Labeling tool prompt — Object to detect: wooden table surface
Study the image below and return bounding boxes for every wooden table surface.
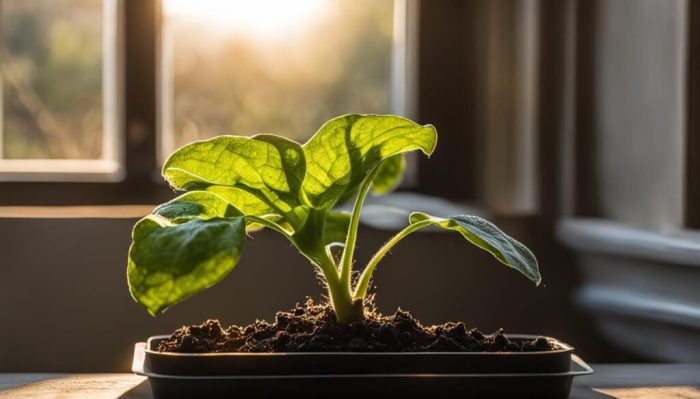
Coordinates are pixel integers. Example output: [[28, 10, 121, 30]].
[[1, 364, 699, 398]]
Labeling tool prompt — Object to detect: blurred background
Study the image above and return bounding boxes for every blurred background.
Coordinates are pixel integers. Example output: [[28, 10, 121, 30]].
[[1, 0, 699, 371]]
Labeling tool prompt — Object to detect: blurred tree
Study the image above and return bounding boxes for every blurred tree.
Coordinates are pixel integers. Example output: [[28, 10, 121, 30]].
[[167, 0, 394, 149], [0, 0, 395, 160], [1, 0, 103, 159]]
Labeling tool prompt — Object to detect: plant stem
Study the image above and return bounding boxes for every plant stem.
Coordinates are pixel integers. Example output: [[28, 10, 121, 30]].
[[353, 219, 432, 300], [289, 209, 359, 324], [338, 168, 378, 292], [324, 263, 360, 324]]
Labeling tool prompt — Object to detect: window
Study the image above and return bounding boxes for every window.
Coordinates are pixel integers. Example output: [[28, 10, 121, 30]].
[[555, 0, 700, 363], [0, 0, 407, 200], [569, 0, 690, 230], [0, 0, 121, 181]]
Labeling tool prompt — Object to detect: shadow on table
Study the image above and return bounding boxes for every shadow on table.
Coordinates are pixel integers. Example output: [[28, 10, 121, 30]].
[[118, 379, 152, 399]]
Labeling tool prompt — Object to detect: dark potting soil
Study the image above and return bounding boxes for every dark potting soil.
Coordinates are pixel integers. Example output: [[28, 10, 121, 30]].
[[157, 299, 557, 353]]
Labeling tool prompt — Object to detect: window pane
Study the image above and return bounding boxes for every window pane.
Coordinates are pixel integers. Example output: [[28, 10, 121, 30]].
[[161, 0, 395, 156], [0, 0, 109, 161]]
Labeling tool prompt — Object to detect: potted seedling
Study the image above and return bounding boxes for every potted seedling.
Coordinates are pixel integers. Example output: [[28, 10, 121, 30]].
[[128, 114, 591, 398]]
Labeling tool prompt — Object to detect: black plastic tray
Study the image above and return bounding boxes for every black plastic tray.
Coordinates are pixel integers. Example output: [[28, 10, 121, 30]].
[[144, 334, 574, 375], [132, 340, 592, 399]]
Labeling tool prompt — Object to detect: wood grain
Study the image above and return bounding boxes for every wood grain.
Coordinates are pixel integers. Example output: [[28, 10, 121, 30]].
[[0, 374, 148, 399]]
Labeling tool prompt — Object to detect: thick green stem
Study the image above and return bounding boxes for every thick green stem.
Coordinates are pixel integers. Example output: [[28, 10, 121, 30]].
[[305, 248, 360, 324], [291, 208, 361, 324], [324, 266, 362, 324], [353, 220, 432, 300], [295, 242, 359, 323], [338, 169, 378, 292]]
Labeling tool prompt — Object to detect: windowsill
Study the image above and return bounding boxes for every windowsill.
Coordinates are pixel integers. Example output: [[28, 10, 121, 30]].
[[0, 205, 152, 219], [557, 218, 700, 268], [558, 217, 700, 361], [578, 285, 700, 329], [0, 160, 124, 183]]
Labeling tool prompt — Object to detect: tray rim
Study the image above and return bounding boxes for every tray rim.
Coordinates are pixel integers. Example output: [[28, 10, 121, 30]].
[[133, 343, 593, 379], [144, 334, 574, 357]]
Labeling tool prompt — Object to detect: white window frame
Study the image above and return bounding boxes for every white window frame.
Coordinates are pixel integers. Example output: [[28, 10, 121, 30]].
[[0, 0, 124, 182]]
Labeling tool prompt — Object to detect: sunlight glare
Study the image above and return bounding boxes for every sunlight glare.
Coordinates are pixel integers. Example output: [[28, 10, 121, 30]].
[[164, 0, 332, 41]]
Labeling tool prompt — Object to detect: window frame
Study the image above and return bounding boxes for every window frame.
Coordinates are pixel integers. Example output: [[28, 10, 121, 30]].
[[555, 0, 700, 362], [413, 0, 480, 200], [686, 0, 700, 229], [570, 0, 699, 230], [0, 0, 172, 205], [1, 0, 454, 206], [0, 0, 123, 182]]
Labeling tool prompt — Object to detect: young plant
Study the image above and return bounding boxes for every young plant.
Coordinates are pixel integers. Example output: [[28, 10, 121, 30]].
[[127, 114, 540, 324]]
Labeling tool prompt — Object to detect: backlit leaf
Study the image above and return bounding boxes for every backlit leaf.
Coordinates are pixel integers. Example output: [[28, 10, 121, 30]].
[[128, 216, 246, 316], [302, 114, 436, 209], [163, 134, 305, 224], [409, 212, 541, 284], [371, 154, 406, 195], [324, 211, 351, 246], [153, 191, 242, 223]]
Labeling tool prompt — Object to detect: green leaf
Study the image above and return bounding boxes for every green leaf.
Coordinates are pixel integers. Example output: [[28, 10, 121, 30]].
[[205, 186, 278, 217], [163, 134, 306, 224], [302, 114, 436, 209], [324, 211, 351, 246], [153, 190, 279, 232], [336, 154, 406, 204], [128, 215, 246, 316], [153, 191, 242, 223], [409, 212, 541, 284], [372, 154, 405, 195]]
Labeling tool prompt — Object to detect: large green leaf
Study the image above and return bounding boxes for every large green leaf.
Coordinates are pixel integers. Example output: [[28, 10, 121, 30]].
[[409, 212, 541, 284], [128, 215, 246, 316], [371, 154, 406, 194], [162, 134, 306, 222], [153, 191, 242, 223], [153, 190, 281, 232], [302, 114, 436, 209], [334, 155, 405, 205], [205, 186, 278, 217], [323, 211, 351, 246]]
